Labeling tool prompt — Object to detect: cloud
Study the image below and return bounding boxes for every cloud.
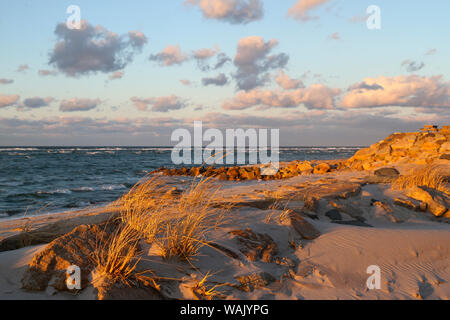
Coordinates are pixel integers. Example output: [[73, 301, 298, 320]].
[[0, 94, 20, 108], [109, 71, 124, 80], [202, 73, 229, 86], [193, 45, 220, 60], [0, 79, 14, 85], [233, 36, 289, 91], [425, 48, 437, 56], [401, 59, 425, 72], [223, 84, 340, 110], [60, 98, 101, 112], [288, 0, 331, 22], [130, 95, 187, 112], [1, 110, 448, 146], [149, 45, 189, 66], [192, 45, 229, 71], [348, 81, 384, 91], [23, 97, 54, 109], [49, 21, 147, 77], [275, 70, 304, 90], [17, 64, 30, 73], [340, 75, 450, 109], [38, 70, 58, 77], [186, 0, 263, 24], [214, 52, 232, 69], [128, 30, 148, 48], [180, 79, 193, 86], [329, 32, 340, 40]]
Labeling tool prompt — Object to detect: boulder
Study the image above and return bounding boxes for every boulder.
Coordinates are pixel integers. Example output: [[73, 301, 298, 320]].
[[21, 224, 114, 292], [297, 161, 313, 172], [287, 210, 321, 240], [394, 197, 427, 212], [229, 229, 278, 263], [374, 167, 400, 178], [313, 163, 331, 174], [325, 209, 342, 221], [406, 187, 449, 217]]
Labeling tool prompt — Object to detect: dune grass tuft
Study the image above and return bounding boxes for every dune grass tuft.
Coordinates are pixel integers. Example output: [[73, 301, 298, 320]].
[[117, 176, 229, 261], [392, 164, 449, 194], [93, 223, 142, 285]]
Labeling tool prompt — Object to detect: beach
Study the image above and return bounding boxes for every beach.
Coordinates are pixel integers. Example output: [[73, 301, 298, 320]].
[[0, 128, 449, 300]]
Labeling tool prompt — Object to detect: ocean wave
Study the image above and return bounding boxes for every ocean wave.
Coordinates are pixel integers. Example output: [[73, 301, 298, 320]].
[[0, 147, 39, 152], [101, 184, 126, 190], [71, 186, 95, 192], [37, 188, 72, 195]]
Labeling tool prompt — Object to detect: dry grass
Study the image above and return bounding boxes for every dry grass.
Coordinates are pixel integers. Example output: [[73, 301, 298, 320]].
[[191, 272, 226, 300], [157, 179, 226, 260], [117, 176, 229, 261], [392, 164, 450, 194], [93, 223, 142, 285]]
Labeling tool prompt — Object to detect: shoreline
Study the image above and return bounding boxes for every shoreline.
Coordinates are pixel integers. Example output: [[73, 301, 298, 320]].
[[0, 129, 449, 300]]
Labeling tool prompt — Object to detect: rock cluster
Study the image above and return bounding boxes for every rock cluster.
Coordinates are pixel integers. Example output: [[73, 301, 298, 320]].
[[151, 127, 449, 181], [347, 130, 450, 170], [152, 160, 344, 181]]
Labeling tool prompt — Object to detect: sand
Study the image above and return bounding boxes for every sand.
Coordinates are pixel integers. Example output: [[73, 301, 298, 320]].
[[0, 170, 449, 300]]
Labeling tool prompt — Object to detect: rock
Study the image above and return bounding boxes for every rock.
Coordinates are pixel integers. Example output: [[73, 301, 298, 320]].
[[93, 273, 164, 300], [229, 229, 278, 263], [227, 167, 240, 180], [313, 163, 331, 174], [325, 209, 342, 221], [374, 167, 400, 178], [274, 257, 297, 268], [236, 272, 276, 292], [21, 224, 114, 292], [297, 161, 313, 172], [287, 210, 321, 240], [394, 197, 427, 212], [440, 154, 450, 160], [371, 201, 401, 223], [329, 200, 365, 221], [406, 187, 449, 217], [304, 181, 361, 200]]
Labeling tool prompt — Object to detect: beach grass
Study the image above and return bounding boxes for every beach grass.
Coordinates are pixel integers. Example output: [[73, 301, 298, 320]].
[[117, 176, 229, 261], [393, 164, 450, 194]]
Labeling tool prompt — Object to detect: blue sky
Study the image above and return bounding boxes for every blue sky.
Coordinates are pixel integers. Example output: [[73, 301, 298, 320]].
[[0, 0, 449, 146]]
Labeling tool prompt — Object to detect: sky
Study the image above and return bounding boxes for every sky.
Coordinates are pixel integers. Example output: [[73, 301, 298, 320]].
[[0, 0, 449, 146]]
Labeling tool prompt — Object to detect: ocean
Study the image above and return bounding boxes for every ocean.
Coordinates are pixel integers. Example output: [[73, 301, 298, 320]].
[[0, 146, 362, 219]]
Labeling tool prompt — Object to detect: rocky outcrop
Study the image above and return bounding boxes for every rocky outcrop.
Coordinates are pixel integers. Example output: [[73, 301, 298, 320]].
[[21, 224, 115, 292], [229, 229, 278, 263], [405, 187, 450, 217], [150, 127, 448, 181], [347, 129, 449, 170]]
